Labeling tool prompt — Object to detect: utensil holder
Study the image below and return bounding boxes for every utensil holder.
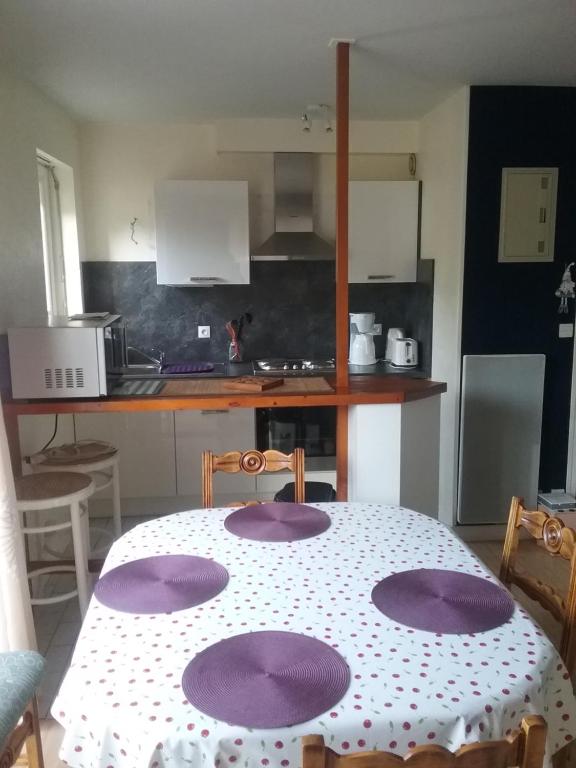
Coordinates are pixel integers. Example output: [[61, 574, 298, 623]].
[[228, 340, 243, 363]]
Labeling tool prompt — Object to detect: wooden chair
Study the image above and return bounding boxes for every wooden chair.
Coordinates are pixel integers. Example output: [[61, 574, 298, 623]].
[[500, 496, 576, 677], [0, 651, 45, 768], [302, 715, 546, 768], [202, 448, 305, 508]]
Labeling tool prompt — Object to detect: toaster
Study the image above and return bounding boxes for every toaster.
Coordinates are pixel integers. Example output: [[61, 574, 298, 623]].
[[389, 338, 418, 368]]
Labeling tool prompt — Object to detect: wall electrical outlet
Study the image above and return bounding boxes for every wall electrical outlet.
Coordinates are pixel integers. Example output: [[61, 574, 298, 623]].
[[559, 323, 574, 339], [373, 323, 382, 335], [198, 325, 210, 339]]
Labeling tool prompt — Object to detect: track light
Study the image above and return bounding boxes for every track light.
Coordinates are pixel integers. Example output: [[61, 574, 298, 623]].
[[300, 104, 333, 133]]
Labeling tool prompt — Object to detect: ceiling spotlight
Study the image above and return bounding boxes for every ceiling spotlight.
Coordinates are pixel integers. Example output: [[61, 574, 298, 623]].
[[300, 104, 334, 133]]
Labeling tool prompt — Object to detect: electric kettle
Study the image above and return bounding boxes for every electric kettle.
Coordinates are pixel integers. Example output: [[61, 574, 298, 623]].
[[389, 338, 418, 368], [385, 328, 405, 361]]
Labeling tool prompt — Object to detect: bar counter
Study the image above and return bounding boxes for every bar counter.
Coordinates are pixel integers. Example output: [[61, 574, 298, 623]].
[[3, 374, 446, 415]]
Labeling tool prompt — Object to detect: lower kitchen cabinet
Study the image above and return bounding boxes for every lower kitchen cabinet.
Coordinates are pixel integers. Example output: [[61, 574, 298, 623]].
[[17, 409, 333, 511], [74, 412, 177, 498], [175, 409, 256, 503]]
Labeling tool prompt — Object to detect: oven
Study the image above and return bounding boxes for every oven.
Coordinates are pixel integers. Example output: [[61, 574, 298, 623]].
[[255, 406, 337, 470]]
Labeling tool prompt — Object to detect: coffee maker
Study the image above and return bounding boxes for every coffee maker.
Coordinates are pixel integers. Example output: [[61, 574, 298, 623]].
[[349, 313, 377, 366]]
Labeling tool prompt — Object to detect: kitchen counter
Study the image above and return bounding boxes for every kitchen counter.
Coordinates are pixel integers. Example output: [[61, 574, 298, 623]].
[[221, 361, 427, 378], [348, 361, 427, 378], [4, 373, 445, 511], [117, 360, 428, 380], [3, 374, 445, 414]]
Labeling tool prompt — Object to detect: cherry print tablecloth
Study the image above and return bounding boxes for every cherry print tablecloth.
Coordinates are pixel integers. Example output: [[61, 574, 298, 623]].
[[53, 503, 576, 768]]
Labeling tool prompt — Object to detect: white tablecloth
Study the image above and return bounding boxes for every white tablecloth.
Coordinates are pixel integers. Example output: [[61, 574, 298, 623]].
[[53, 503, 576, 767]]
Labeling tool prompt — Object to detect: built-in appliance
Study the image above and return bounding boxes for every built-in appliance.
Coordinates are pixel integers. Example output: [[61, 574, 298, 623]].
[[389, 337, 419, 368], [8, 315, 126, 399], [256, 406, 336, 470], [251, 154, 335, 261], [254, 358, 335, 375], [349, 312, 377, 366]]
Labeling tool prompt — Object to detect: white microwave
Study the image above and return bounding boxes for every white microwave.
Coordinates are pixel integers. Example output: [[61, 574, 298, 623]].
[[8, 315, 126, 399]]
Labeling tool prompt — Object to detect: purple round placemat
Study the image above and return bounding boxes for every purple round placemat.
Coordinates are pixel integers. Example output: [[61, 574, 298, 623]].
[[162, 362, 214, 374], [371, 568, 514, 634], [224, 502, 331, 542], [94, 555, 228, 614], [182, 630, 350, 728]]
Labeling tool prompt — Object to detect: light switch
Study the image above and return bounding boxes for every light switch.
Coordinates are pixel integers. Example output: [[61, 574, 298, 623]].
[[559, 323, 574, 339]]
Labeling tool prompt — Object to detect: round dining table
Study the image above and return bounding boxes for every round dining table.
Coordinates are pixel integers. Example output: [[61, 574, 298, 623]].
[[52, 502, 576, 767]]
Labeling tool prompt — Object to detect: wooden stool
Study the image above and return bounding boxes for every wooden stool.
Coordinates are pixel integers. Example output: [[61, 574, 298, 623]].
[[31, 440, 122, 547], [16, 472, 95, 617]]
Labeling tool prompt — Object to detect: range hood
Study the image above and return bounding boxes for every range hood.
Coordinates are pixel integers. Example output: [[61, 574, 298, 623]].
[[252, 153, 335, 261]]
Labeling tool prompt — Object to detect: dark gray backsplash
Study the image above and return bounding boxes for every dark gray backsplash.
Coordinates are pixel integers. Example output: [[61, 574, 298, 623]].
[[82, 261, 433, 374]]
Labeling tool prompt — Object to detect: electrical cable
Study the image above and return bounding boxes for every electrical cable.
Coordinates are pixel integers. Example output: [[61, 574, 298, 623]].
[[39, 414, 59, 452]]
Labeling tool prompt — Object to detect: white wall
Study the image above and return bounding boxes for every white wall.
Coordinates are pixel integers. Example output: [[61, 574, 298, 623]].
[[215, 118, 419, 154], [418, 88, 470, 526], [79, 123, 274, 262], [0, 68, 82, 334], [79, 121, 417, 262]]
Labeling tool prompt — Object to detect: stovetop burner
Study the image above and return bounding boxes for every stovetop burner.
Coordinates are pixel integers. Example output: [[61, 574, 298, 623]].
[[254, 359, 336, 375]]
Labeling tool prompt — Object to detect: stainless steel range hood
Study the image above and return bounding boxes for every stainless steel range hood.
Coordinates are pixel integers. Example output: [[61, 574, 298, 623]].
[[252, 153, 335, 261]]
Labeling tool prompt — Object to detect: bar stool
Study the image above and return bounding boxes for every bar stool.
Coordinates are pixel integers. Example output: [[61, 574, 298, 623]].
[[15, 472, 95, 617], [31, 440, 121, 550]]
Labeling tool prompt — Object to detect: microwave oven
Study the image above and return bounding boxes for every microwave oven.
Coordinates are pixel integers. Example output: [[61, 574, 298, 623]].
[[8, 315, 126, 399]]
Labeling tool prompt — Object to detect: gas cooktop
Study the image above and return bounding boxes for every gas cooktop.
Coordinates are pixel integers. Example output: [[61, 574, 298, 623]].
[[254, 358, 336, 375]]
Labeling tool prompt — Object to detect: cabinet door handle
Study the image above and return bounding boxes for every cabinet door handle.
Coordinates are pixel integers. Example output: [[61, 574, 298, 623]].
[[367, 274, 395, 280], [200, 409, 229, 415], [189, 276, 226, 283]]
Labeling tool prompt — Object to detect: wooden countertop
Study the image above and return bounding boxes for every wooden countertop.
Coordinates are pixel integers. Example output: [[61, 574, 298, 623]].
[[3, 375, 446, 415]]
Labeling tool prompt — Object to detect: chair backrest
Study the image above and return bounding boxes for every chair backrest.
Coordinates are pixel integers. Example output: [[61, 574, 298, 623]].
[[201, 448, 305, 508], [500, 496, 576, 676], [0, 651, 45, 768], [302, 715, 546, 768]]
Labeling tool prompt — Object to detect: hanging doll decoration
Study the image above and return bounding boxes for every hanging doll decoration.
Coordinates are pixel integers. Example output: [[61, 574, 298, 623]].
[[555, 262, 575, 313]]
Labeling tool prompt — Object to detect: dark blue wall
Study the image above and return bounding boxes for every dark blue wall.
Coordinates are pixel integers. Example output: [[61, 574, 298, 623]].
[[462, 86, 576, 490]]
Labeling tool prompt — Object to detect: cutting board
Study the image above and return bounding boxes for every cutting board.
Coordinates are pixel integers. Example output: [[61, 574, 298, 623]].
[[161, 377, 333, 397], [224, 376, 283, 392]]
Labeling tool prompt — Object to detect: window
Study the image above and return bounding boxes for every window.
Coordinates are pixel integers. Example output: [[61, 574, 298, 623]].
[[37, 152, 83, 316]]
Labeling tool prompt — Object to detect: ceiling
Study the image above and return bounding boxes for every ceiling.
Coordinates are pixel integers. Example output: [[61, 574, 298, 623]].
[[0, 0, 574, 122]]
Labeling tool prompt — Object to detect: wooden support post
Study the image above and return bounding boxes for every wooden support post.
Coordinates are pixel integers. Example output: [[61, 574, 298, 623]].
[[336, 405, 348, 501], [335, 41, 350, 390], [335, 41, 350, 501]]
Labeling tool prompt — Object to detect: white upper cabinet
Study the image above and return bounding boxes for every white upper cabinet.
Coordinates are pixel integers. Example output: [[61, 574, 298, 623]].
[[348, 180, 420, 283], [155, 180, 250, 285]]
